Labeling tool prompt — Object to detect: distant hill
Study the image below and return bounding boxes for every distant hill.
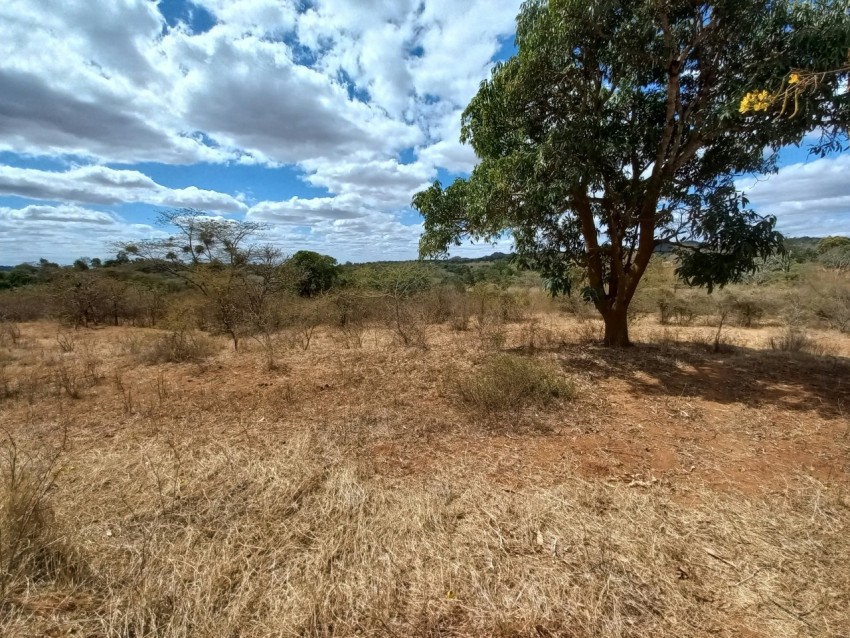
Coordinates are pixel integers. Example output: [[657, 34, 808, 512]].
[[445, 251, 512, 262]]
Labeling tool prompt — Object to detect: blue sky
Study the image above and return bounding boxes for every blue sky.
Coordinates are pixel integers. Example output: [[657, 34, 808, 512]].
[[0, 0, 847, 265]]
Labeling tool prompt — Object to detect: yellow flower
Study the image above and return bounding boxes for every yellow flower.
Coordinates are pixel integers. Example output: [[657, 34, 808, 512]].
[[739, 89, 775, 114], [789, 72, 800, 85]]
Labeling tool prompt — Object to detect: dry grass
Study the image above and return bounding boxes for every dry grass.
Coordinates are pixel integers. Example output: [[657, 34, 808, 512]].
[[142, 330, 218, 364], [768, 327, 827, 356], [2, 428, 848, 637], [1, 316, 849, 637], [458, 353, 575, 412]]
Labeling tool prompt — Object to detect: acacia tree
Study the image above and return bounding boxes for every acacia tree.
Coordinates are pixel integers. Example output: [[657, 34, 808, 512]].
[[413, 0, 850, 346], [123, 209, 267, 295], [121, 209, 291, 350]]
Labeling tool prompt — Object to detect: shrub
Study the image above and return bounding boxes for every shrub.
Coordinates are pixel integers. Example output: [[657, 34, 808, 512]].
[[471, 285, 531, 323], [818, 246, 850, 271], [657, 290, 698, 326], [458, 354, 575, 411], [0, 433, 83, 598], [768, 327, 825, 356], [143, 331, 216, 364], [0, 289, 52, 322], [289, 250, 340, 297], [0, 320, 21, 347], [720, 293, 768, 328]]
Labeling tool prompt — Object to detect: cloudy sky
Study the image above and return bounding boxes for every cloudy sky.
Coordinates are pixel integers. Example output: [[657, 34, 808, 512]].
[[0, 0, 847, 265]]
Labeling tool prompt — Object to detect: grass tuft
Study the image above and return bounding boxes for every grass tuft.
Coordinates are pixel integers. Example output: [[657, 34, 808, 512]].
[[768, 327, 826, 355], [143, 330, 217, 364], [459, 353, 575, 411]]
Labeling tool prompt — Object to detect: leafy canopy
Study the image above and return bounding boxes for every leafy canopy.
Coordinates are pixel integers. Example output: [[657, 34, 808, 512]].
[[289, 250, 340, 297], [414, 0, 849, 335]]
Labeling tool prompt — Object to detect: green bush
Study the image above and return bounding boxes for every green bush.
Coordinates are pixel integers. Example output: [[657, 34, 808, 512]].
[[458, 354, 575, 411]]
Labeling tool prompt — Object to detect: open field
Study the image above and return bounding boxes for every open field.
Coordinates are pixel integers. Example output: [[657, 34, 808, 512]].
[[1, 313, 849, 637]]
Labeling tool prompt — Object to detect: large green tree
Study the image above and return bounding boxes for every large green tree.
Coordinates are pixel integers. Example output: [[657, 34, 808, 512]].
[[414, 0, 849, 346], [289, 250, 340, 297]]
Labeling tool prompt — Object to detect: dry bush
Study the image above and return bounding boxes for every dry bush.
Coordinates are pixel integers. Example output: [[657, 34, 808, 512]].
[[142, 331, 217, 364], [719, 292, 771, 328], [458, 353, 575, 411], [326, 290, 381, 327], [573, 317, 604, 343], [377, 298, 428, 348], [52, 360, 84, 399], [0, 366, 16, 402], [470, 315, 507, 352], [332, 322, 367, 350], [518, 317, 561, 350], [768, 327, 826, 356], [0, 320, 21, 347], [0, 289, 53, 322], [557, 293, 597, 320], [470, 285, 530, 324], [0, 430, 85, 601], [112, 332, 153, 358], [56, 330, 77, 353], [804, 275, 850, 333], [425, 288, 473, 331], [657, 289, 700, 326]]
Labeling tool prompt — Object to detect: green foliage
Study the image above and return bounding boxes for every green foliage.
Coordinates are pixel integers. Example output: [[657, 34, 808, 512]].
[[817, 236, 850, 253], [458, 354, 575, 412], [289, 250, 340, 297], [413, 0, 849, 345], [360, 263, 431, 297]]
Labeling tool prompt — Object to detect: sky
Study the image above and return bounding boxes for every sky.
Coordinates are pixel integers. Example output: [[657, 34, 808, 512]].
[[0, 0, 847, 265]]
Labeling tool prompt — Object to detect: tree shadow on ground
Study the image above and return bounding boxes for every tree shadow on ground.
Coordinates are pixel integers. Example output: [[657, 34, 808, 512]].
[[559, 341, 850, 420]]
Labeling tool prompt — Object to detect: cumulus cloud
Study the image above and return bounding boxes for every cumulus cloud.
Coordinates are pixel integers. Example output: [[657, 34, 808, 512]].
[[736, 154, 850, 237], [0, 204, 159, 264], [0, 165, 247, 213], [0, 0, 514, 167]]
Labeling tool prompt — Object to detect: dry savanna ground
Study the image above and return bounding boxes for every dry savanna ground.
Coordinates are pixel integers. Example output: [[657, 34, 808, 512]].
[[1, 312, 849, 637]]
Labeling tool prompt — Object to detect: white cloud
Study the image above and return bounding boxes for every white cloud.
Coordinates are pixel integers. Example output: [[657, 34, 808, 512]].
[[0, 165, 247, 213], [299, 154, 434, 207], [0, 204, 159, 263], [0, 0, 515, 168], [736, 154, 850, 237], [0, 204, 118, 225]]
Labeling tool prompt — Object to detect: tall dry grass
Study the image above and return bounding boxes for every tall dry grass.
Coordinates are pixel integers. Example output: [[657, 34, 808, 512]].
[[1, 427, 846, 637]]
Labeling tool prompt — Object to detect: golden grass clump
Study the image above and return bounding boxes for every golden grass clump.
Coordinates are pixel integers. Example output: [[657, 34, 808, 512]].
[[768, 327, 826, 356], [142, 330, 217, 364], [458, 353, 575, 411], [0, 432, 86, 603]]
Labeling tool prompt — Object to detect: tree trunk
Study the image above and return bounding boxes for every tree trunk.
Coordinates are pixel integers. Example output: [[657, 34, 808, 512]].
[[602, 306, 631, 347]]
